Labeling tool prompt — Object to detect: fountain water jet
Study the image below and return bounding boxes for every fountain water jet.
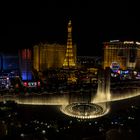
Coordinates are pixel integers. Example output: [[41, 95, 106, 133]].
[[61, 68, 111, 119]]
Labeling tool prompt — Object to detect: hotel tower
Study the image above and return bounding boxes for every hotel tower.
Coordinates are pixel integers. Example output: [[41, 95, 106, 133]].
[[103, 40, 140, 70]]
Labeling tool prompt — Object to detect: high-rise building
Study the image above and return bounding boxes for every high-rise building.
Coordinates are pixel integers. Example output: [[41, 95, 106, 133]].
[[34, 43, 66, 71], [63, 20, 76, 69], [19, 49, 33, 81], [103, 40, 140, 70], [33, 20, 77, 71], [33, 43, 76, 71]]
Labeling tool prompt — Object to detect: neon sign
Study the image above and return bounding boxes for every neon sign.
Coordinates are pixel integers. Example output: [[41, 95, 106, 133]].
[[110, 62, 120, 72]]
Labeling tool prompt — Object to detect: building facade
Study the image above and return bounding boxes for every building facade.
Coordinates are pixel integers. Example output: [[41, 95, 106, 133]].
[[33, 43, 77, 71], [0, 53, 19, 72], [19, 49, 33, 81], [103, 40, 140, 70], [77, 56, 101, 68], [33, 20, 77, 71]]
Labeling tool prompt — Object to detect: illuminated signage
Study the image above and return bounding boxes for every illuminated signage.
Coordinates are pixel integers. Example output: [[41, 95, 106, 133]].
[[110, 40, 119, 42], [23, 81, 41, 87], [110, 62, 120, 72], [136, 42, 140, 45], [123, 41, 134, 44], [28, 82, 37, 87]]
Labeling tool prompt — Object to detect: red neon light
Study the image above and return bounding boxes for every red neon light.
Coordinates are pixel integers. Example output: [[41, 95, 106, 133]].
[[23, 82, 27, 86], [27, 49, 31, 59], [22, 49, 27, 59], [37, 81, 40, 86]]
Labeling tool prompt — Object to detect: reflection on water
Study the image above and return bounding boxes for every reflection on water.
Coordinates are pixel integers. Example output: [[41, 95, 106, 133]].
[[1, 68, 140, 119]]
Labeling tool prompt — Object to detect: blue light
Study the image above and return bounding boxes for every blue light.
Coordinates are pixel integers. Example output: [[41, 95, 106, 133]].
[[22, 72, 27, 80], [21, 71, 32, 81], [28, 72, 32, 80], [125, 70, 129, 74]]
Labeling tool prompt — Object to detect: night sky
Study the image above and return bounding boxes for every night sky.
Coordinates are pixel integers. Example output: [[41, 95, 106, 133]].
[[1, 1, 140, 56]]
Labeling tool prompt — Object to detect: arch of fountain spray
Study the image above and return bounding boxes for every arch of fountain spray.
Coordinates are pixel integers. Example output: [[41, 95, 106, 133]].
[[1, 67, 140, 119], [60, 67, 111, 119]]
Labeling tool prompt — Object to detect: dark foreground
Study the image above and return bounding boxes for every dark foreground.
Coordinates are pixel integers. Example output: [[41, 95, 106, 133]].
[[0, 96, 140, 140]]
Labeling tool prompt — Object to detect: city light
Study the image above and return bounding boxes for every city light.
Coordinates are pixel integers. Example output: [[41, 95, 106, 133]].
[[123, 41, 134, 44]]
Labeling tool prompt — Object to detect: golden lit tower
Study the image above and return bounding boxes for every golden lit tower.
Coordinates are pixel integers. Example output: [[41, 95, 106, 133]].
[[63, 20, 76, 68]]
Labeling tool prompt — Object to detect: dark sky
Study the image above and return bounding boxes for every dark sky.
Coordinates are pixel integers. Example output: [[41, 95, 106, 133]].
[[1, 1, 140, 56]]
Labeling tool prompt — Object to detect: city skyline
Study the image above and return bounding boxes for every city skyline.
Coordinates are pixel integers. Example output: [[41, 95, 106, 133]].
[[1, 2, 140, 138], [1, 1, 140, 56]]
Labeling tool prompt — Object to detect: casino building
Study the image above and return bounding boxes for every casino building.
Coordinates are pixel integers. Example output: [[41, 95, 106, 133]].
[[33, 20, 77, 71], [19, 49, 33, 81], [103, 40, 140, 70]]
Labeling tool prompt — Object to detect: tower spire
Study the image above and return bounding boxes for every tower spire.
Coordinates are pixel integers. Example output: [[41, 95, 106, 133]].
[[63, 19, 76, 69]]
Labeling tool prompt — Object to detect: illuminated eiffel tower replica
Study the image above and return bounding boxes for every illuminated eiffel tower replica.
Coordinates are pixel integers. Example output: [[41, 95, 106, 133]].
[[63, 20, 76, 69]]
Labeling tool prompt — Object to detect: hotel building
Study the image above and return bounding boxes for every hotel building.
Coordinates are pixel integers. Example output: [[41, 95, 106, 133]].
[[33, 43, 67, 71], [103, 40, 140, 70], [19, 49, 33, 81], [33, 20, 77, 71]]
